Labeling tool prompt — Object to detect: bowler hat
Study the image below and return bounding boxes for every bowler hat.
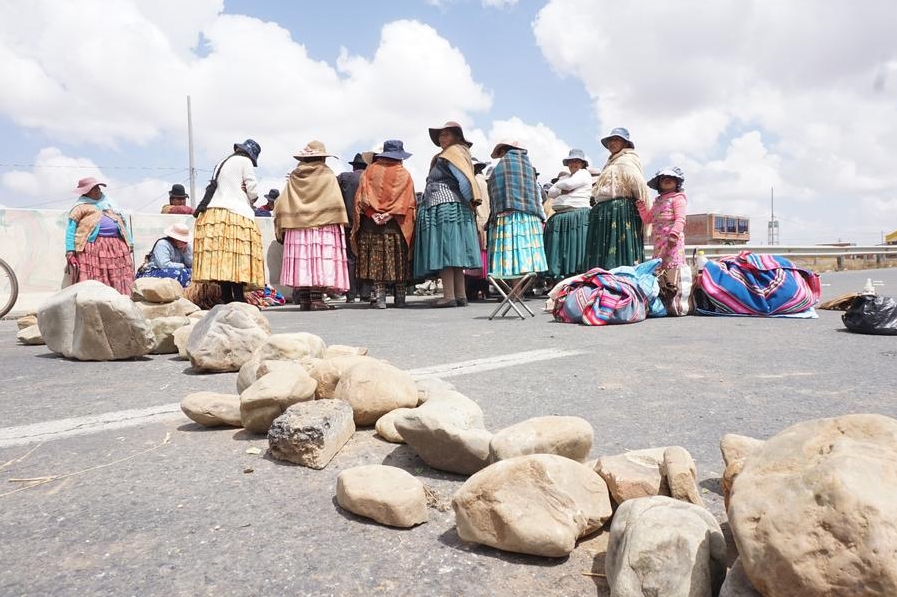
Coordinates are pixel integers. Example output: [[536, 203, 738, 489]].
[[348, 153, 368, 169], [264, 189, 280, 202], [168, 183, 188, 198]]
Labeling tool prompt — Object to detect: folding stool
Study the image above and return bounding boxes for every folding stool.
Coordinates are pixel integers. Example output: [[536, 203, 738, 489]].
[[487, 272, 538, 320]]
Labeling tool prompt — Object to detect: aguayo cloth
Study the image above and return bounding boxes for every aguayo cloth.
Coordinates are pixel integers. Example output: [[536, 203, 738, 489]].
[[693, 251, 821, 317], [553, 260, 663, 326], [487, 148, 542, 219]]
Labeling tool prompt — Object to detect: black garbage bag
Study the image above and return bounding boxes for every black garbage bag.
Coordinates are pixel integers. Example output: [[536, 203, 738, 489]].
[[842, 294, 897, 335]]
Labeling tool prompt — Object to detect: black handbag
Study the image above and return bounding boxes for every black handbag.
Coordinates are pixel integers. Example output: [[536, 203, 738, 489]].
[[193, 154, 235, 218]]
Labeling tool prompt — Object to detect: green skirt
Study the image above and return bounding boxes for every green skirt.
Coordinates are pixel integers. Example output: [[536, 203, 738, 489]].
[[585, 197, 644, 270], [543, 207, 590, 279], [413, 201, 481, 278]]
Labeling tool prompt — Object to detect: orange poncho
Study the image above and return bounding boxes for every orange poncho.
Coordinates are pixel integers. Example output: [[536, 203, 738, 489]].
[[351, 160, 416, 255]]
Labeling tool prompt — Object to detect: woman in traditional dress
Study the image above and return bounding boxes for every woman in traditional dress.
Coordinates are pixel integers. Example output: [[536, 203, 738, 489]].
[[413, 121, 482, 308], [586, 127, 652, 269], [486, 139, 547, 288], [65, 177, 135, 295], [351, 140, 416, 309], [544, 148, 592, 281], [192, 139, 266, 304], [135, 222, 193, 287], [274, 140, 350, 311]]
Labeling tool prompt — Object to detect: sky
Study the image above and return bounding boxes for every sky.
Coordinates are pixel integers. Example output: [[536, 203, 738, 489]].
[[0, 0, 895, 244]]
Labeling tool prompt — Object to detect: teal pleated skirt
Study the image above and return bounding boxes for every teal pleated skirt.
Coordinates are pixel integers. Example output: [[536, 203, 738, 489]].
[[543, 207, 590, 279], [488, 211, 547, 277], [585, 197, 644, 270], [413, 202, 482, 278]]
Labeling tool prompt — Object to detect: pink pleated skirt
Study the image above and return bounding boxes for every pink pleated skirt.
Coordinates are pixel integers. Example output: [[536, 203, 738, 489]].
[[280, 225, 350, 290]]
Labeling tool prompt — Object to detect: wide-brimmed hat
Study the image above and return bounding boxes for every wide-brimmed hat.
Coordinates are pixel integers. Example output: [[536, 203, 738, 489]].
[[490, 138, 525, 159], [164, 222, 191, 243], [551, 168, 570, 184], [600, 127, 635, 150], [376, 139, 412, 161], [428, 121, 473, 148], [647, 166, 686, 190], [348, 153, 368, 168], [562, 148, 590, 167], [471, 157, 489, 174], [588, 167, 602, 177], [73, 177, 106, 195], [264, 189, 280, 202], [294, 140, 336, 161], [168, 183, 188, 198], [234, 138, 261, 166]]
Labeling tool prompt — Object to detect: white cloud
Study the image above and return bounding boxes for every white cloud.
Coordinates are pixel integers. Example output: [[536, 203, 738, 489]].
[[0, 5, 497, 207], [533, 0, 897, 243]]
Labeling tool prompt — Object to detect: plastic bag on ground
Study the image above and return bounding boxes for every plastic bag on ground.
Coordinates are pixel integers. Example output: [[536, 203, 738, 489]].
[[842, 294, 897, 335]]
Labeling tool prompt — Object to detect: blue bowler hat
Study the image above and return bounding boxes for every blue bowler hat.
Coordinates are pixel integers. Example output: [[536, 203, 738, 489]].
[[234, 138, 261, 166]]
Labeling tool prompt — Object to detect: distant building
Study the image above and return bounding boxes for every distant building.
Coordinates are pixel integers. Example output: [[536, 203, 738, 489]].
[[886, 229, 897, 245], [685, 213, 750, 245]]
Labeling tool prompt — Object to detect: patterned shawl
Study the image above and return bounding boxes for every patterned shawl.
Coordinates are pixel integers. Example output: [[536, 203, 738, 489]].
[[430, 143, 482, 205], [274, 161, 347, 241], [592, 148, 651, 204], [487, 148, 542, 220], [351, 160, 416, 254]]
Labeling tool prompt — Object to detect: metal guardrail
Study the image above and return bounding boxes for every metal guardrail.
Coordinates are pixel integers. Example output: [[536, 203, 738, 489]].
[[643, 244, 897, 270]]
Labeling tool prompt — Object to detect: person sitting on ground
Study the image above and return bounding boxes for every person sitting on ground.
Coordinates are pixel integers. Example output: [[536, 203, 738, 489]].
[[254, 189, 279, 217], [135, 222, 194, 287], [161, 184, 194, 215]]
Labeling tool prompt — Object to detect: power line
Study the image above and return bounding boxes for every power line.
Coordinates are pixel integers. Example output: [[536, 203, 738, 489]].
[[0, 163, 212, 172]]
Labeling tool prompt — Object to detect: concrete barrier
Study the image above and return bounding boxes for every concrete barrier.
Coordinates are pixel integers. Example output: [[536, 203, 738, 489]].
[[0, 208, 286, 317]]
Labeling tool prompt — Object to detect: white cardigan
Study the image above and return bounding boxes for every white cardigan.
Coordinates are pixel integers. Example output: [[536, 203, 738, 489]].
[[207, 154, 258, 220], [547, 168, 591, 209]]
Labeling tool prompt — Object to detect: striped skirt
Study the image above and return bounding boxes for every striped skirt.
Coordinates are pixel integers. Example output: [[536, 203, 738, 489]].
[[413, 202, 481, 278], [488, 211, 548, 277], [355, 219, 411, 284], [585, 197, 644, 270], [280, 224, 350, 290], [543, 207, 590, 279], [193, 208, 265, 288], [78, 236, 134, 295]]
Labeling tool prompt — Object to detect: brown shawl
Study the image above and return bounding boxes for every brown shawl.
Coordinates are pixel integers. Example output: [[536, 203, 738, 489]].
[[274, 161, 348, 241], [430, 143, 482, 205], [351, 160, 416, 254]]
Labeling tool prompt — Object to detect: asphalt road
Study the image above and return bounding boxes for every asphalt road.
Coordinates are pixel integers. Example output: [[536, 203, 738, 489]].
[[1, 268, 895, 596]]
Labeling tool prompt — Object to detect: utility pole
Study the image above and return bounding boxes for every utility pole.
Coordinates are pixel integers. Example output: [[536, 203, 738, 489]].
[[767, 186, 779, 245], [187, 95, 197, 207]]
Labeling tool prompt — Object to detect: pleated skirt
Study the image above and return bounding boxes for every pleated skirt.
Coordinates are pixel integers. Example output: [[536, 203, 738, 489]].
[[193, 208, 265, 287], [412, 202, 481, 278], [543, 207, 590, 279], [355, 219, 411, 283], [280, 224, 350, 290], [585, 198, 645, 270], [488, 211, 548, 277], [78, 236, 134, 295]]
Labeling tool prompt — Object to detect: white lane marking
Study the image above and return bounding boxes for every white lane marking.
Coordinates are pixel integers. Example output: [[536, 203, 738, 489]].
[[0, 349, 585, 448], [407, 348, 585, 379]]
